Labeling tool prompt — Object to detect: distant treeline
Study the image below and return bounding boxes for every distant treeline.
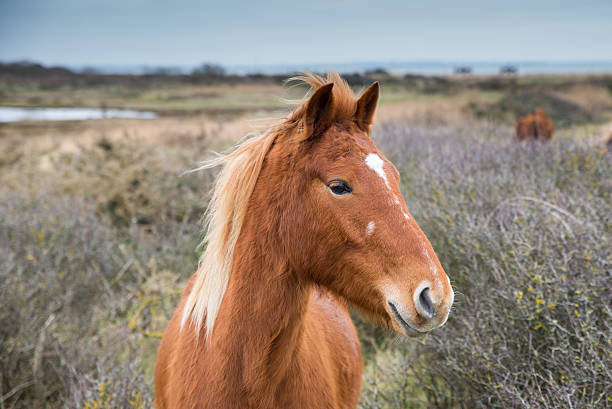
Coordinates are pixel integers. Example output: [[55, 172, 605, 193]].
[[0, 61, 492, 93], [0, 61, 288, 89], [1, 61, 405, 89], [2, 61, 612, 96], [0, 61, 461, 91]]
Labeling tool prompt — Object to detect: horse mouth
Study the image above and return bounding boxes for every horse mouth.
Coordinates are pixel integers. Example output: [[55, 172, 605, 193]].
[[387, 302, 426, 338]]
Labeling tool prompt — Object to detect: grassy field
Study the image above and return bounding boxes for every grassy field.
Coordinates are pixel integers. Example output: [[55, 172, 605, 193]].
[[1, 70, 611, 408]]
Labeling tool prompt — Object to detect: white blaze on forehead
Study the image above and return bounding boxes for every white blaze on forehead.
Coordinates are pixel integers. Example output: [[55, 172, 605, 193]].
[[365, 153, 390, 189], [365, 152, 412, 221], [366, 221, 375, 236]]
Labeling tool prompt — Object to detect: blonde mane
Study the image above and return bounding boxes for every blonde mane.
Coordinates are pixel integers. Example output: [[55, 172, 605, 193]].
[[180, 72, 358, 339]]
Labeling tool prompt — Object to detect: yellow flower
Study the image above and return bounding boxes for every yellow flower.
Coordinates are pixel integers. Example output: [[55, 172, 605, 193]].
[[514, 290, 524, 304], [98, 382, 106, 399]]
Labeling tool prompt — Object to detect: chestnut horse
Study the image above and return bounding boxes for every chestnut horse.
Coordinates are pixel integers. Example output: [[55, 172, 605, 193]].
[[515, 108, 555, 142], [155, 73, 454, 409]]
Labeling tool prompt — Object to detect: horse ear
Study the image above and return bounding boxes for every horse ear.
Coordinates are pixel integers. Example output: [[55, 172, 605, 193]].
[[302, 83, 335, 140], [354, 82, 379, 133]]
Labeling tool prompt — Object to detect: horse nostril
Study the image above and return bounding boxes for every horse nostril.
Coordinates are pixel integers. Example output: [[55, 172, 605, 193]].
[[417, 288, 434, 320]]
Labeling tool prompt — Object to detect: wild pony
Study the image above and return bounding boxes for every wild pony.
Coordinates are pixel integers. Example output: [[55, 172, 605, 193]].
[[155, 72, 454, 409], [515, 108, 555, 142]]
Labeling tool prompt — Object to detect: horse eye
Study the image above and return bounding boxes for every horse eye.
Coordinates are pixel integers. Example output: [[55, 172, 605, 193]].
[[327, 180, 353, 195]]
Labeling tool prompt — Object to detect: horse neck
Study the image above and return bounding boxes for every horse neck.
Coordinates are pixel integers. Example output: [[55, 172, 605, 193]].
[[209, 198, 312, 397]]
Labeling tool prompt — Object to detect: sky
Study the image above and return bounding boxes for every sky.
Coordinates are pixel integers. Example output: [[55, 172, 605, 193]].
[[1, 0, 611, 68]]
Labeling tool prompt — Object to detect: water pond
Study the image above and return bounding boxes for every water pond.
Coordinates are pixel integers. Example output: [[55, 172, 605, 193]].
[[0, 106, 157, 122]]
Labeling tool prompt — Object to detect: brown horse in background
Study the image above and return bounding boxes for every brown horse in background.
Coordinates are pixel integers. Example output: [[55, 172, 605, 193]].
[[516, 108, 555, 142], [154, 73, 454, 409]]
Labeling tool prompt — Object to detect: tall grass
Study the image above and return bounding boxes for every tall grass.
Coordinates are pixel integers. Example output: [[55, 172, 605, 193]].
[[1, 121, 609, 408]]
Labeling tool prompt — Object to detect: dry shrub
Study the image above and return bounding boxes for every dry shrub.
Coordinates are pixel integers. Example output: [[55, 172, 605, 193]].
[[0, 190, 199, 408], [65, 352, 153, 409], [0, 130, 215, 407], [359, 123, 611, 408], [0, 133, 216, 228], [1, 118, 610, 408]]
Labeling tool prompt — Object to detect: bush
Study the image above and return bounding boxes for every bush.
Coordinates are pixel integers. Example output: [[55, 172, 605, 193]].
[[0, 135, 212, 408], [359, 124, 611, 408], [192, 63, 226, 78], [1, 119, 609, 408], [0, 191, 198, 408]]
